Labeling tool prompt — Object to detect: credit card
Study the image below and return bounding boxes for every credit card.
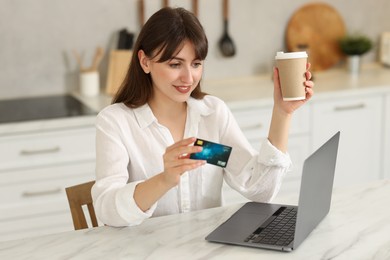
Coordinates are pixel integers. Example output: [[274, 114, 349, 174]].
[[190, 139, 232, 168]]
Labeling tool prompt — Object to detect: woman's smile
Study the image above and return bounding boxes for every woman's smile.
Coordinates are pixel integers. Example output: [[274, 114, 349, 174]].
[[174, 85, 192, 94]]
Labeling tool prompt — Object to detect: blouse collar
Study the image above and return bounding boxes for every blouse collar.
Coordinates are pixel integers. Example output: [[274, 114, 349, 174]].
[[132, 96, 214, 129]]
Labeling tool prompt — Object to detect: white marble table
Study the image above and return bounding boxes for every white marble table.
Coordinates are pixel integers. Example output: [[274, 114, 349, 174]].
[[1, 179, 389, 260]]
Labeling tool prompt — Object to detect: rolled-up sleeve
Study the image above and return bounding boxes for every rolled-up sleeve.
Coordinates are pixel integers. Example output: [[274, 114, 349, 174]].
[[224, 139, 292, 203], [92, 180, 157, 227], [258, 138, 292, 169], [115, 181, 157, 225]]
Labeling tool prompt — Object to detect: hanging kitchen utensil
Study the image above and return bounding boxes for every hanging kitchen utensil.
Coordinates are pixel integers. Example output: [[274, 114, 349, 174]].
[[192, 0, 198, 17], [139, 0, 145, 27], [219, 0, 236, 57]]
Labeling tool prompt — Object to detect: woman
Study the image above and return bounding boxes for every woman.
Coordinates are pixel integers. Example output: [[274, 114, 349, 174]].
[[92, 7, 314, 227]]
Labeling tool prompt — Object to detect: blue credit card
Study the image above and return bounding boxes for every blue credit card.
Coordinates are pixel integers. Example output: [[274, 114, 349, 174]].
[[190, 139, 232, 168]]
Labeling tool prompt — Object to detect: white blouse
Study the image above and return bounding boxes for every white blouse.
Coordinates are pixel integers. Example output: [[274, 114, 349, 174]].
[[92, 95, 292, 227]]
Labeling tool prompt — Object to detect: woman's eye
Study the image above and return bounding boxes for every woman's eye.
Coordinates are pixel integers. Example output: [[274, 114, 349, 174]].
[[169, 63, 180, 68], [192, 62, 202, 68]]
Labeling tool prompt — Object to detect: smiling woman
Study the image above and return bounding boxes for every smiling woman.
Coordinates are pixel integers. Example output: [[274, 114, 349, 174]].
[[91, 7, 314, 228], [113, 7, 208, 108], [138, 40, 204, 107]]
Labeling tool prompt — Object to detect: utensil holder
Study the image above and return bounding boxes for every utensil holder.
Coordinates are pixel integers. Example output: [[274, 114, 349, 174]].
[[80, 70, 100, 96]]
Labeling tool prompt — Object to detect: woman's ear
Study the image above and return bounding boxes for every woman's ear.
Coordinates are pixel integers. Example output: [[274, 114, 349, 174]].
[[138, 50, 150, 74]]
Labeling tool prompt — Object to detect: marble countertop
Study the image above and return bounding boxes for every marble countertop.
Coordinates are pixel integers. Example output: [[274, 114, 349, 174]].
[[1, 179, 389, 259], [0, 115, 96, 136], [202, 63, 390, 108]]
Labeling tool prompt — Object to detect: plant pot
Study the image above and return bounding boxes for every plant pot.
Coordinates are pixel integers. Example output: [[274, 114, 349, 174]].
[[347, 55, 361, 75]]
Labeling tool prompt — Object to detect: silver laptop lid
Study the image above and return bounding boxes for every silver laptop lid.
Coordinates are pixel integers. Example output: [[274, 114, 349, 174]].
[[293, 131, 340, 248]]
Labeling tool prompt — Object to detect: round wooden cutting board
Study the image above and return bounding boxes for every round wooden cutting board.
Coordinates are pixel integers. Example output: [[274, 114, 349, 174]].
[[286, 3, 346, 71]]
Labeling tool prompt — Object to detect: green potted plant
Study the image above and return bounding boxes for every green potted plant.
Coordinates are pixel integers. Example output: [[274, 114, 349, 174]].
[[339, 34, 373, 75]]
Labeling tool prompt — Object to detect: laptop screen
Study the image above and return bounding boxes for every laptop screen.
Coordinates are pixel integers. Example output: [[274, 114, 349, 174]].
[[293, 132, 340, 248]]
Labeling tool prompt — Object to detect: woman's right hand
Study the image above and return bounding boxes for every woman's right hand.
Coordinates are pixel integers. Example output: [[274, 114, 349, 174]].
[[134, 137, 206, 212], [162, 137, 206, 187]]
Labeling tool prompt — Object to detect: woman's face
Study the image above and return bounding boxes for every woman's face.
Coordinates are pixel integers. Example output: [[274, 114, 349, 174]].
[[139, 40, 203, 105]]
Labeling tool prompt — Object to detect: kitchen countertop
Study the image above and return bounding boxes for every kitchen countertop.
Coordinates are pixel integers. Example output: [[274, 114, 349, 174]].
[[76, 63, 390, 112], [0, 179, 389, 259], [0, 115, 96, 136], [0, 95, 97, 135], [202, 62, 390, 109]]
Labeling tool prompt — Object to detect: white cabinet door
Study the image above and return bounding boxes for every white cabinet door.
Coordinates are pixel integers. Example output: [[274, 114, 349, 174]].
[[0, 124, 96, 242], [231, 104, 273, 148], [0, 161, 95, 242], [312, 95, 383, 187], [384, 94, 390, 179], [0, 127, 95, 171]]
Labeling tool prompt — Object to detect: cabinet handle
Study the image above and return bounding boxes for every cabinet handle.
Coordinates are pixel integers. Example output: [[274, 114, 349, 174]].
[[22, 187, 62, 197], [20, 146, 61, 156], [242, 123, 263, 131], [334, 103, 365, 111]]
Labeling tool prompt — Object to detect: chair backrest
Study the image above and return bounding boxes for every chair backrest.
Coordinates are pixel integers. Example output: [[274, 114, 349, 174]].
[[65, 180, 98, 230]]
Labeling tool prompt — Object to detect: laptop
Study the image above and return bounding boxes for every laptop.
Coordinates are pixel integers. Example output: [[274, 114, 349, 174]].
[[205, 131, 340, 252]]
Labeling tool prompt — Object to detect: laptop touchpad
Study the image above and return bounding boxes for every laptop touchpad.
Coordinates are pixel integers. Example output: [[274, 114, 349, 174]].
[[219, 212, 269, 241], [205, 212, 268, 243], [227, 213, 268, 229]]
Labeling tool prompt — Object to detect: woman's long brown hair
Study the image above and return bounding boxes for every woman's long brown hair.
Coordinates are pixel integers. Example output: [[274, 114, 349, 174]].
[[113, 7, 208, 107]]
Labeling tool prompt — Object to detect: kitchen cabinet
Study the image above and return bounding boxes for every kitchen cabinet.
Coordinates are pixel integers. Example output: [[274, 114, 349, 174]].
[[0, 127, 95, 171], [222, 104, 311, 205], [311, 94, 383, 188], [0, 126, 96, 242], [384, 94, 390, 179]]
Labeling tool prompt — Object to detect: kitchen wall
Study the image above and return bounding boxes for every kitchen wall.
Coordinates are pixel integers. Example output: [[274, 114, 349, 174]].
[[1, 0, 389, 99]]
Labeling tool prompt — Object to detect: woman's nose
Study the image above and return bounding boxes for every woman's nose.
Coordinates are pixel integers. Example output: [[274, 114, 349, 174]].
[[180, 67, 193, 84]]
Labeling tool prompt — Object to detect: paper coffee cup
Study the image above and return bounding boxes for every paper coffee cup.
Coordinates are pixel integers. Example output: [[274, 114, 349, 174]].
[[80, 70, 100, 96], [275, 51, 308, 101]]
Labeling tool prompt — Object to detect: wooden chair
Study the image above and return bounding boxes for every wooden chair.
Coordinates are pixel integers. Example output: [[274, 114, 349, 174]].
[[65, 181, 99, 230]]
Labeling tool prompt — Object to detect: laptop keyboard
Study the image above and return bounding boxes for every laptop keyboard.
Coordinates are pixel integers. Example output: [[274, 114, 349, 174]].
[[244, 207, 297, 246]]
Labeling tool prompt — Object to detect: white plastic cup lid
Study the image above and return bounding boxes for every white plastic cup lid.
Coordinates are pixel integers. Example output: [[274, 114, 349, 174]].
[[275, 51, 308, 60]]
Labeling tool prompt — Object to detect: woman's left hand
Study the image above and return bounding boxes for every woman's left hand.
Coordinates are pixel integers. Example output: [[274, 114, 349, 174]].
[[273, 63, 314, 115]]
